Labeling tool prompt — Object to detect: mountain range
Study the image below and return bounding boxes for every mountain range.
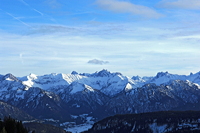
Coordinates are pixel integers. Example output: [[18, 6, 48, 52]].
[[0, 69, 200, 132]]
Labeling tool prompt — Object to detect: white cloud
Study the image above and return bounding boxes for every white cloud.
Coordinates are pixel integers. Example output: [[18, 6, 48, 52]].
[[88, 59, 109, 65], [18, 0, 45, 17], [159, 0, 200, 10], [96, 0, 162, 18]]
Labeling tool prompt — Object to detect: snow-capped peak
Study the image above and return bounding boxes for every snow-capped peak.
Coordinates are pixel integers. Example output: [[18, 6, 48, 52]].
[[149, 71, 186, 85], [155, 71, 169, 78], [71, 71, 78, 75], [132, 75, 141, 80], [91, 69, 123, 78], [3, 73, 18, 81], [68, 82, 94, 94], [28, 73, 37, 80], [94, 69, 112, 77]]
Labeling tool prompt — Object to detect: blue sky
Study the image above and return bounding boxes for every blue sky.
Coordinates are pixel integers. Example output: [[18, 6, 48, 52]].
[[0, 0, 200, 77]]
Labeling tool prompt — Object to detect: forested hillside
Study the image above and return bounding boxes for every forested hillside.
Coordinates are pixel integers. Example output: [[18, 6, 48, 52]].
[[83, 111, 200, 133], [0, 116, 28, 133]]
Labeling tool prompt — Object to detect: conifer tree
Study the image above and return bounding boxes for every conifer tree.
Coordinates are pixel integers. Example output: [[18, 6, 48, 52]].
[[0, 127, 7, 133]]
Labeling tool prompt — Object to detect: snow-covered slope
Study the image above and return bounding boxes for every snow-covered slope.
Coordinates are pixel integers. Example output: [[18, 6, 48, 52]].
[[20, 73, 84, 90], [147, 71, 200, 85], [19, 69, 137, 96]]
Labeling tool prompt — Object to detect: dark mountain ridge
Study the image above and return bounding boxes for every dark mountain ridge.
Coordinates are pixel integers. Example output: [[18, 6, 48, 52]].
[[83, 111, 200, 133]]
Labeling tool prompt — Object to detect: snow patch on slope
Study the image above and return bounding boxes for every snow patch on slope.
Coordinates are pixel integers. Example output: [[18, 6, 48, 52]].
[[125, 83, 133, 92], [65, 124, 93, 133], [149, 123, 169, 133]]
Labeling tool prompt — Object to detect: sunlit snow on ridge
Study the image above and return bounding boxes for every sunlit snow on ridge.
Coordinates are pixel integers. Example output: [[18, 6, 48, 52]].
[[18, 70, 200, 96]]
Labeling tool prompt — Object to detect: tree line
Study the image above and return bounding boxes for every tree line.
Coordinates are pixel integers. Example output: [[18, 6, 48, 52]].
[[0, 116, 31, 133]]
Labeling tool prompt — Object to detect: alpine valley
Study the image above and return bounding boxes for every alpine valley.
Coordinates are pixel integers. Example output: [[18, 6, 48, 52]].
[[1, 69, 200, 132]]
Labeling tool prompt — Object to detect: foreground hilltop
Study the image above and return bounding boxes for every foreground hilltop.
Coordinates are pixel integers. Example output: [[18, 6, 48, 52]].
[[83, 111, 200, 133]]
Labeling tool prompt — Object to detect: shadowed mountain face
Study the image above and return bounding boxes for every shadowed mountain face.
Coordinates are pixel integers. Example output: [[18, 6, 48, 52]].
[[0, 101, 33, 121], [24, 122, 69, 133], [0, 70, 200, 130]]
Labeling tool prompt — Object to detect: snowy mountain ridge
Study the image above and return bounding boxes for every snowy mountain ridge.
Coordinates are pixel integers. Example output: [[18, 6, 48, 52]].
[[18, 69, 137, 96], [17, 70, 200, 95], [1, 69, 200, 106], [148, 71, 200, 85]]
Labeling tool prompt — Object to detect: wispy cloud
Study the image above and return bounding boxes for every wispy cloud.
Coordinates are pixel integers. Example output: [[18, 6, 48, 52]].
[[5, 12, 31, 27], [45, 0, 61, 9], [88, 59, 109, 65], [95, 0, 162, 18], [19, 53, 24, 64], [28, 25, 78, 35], [18, 0, 44, 16], [18, 0, 29, 6], [158, 0, 200, 10], [32, 9, 44, 16]]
